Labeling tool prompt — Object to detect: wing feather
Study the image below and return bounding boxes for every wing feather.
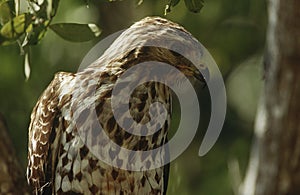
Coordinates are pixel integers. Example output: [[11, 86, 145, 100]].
[[27, 72, 74, 194]]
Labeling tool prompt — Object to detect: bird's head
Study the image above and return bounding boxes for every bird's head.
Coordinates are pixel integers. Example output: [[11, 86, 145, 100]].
[[96, 16, 209, 84]]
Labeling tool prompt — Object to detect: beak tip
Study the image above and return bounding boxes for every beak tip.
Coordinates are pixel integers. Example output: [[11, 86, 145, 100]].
[[203, 67, 210, 82], [195, 66, 209, 84]]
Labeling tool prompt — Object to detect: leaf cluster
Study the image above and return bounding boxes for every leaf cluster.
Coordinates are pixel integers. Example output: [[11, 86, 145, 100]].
[[0, 0, 101, 46], [0, 0, 101, 78]]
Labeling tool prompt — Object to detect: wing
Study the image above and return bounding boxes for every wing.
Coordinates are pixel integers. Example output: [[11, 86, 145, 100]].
[[27, 72, 74, 194]]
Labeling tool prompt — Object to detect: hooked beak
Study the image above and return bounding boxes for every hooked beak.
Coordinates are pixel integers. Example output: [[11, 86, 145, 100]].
[[194, 65, 209, 84]]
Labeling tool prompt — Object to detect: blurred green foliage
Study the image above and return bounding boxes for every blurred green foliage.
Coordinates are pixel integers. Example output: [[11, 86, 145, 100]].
[[0, 0, 267, 194]]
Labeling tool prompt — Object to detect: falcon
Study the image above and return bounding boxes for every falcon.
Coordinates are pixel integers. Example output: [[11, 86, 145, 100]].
[[27, 16, 207, 194]]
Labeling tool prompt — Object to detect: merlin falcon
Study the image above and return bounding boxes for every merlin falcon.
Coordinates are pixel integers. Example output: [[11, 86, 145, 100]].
[[27, 17, 207, 194]]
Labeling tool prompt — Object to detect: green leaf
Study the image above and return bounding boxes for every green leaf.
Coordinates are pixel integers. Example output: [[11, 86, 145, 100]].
[[0, 1, 13, 25], [0, 34, 11, 45], [0, 13, 32, 41], [165, 0, 181, 15], [27, 0, 60, 20], [47, 0, 60, 19], [49, 23, 101, 42], [22, 20, 49, 46], [184, 0, 204, 13]]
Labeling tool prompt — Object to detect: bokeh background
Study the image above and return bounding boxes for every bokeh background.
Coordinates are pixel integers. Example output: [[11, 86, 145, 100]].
[[0, 0, 267, 194]]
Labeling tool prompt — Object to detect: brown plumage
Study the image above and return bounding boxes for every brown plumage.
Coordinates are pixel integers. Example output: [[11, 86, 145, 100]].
[[27, 17, 206, 194]]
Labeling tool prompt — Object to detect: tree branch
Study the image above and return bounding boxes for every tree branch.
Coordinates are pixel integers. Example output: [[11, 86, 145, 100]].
[[0, 113, 30, 194]]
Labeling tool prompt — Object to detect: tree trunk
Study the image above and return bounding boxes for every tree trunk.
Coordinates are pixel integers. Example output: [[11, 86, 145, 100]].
[[241, 0, 300, 194], [0, 114, 30, 194]]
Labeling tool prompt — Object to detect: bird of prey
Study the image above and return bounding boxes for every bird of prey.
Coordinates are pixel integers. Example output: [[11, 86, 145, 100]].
[[27, 16, 207, 194]]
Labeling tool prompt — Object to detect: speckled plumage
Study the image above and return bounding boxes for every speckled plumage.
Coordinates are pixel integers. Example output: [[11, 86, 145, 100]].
[[27, 17, 206, 195]]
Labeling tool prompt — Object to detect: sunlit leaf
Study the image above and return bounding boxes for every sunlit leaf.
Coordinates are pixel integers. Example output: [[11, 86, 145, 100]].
[[47, 0, 60, 19], [14, 0, 19, 15], [27, 0, 60, 20], [24, 51, 30, 80], [165, 0, 181, 15], [49, 23, 101, 42], [184, 0, 204, 13], [0, 1, 13, 25], [23, 19, 49, 46], [136, 0, 143, 5], [0, 13, 32, 40]]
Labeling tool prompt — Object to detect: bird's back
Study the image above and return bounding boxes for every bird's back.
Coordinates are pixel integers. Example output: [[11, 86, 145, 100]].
[[52, 67, 172, 194]]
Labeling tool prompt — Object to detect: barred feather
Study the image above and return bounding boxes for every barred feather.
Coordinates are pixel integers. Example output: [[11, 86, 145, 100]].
[[27, 16, 205, 195]]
